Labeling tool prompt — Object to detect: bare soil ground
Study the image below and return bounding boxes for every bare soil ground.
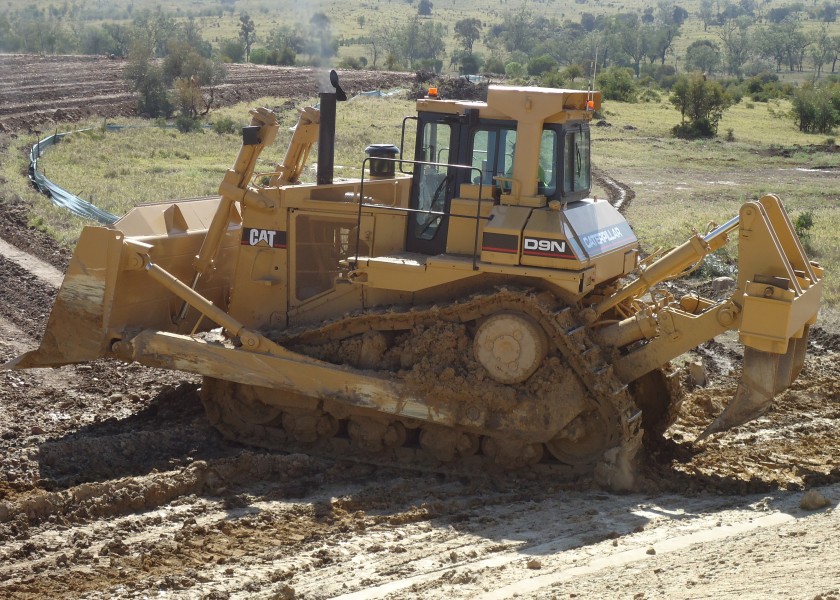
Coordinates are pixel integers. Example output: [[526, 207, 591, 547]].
[[1, 56, 839, 600], [0, 54, 414, 134]]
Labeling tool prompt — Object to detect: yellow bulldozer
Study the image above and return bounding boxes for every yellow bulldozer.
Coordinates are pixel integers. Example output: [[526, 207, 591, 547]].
[[8, 73, 823, 489]]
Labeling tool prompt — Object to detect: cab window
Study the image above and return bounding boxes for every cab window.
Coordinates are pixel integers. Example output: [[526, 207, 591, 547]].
[[563, 129, 590, 195]]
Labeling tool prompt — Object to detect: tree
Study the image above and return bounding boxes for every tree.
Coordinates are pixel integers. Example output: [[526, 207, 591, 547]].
[[651, 23, 681, 65], [821, 1, 837, 22], [811, 26, 833, 79], [580, 13, 597, 32], [498, 6, 535, 54], [266, 25, 304, 65], [767, 6, 794, 23], [452, 50, 484, 75], [306, 12, 337, 63], [80, 26, 120, 56], [454, 18, 482, 52], [670, 73, 733, 137], [754, 24, 789, 71], [357, 16, 366, 30], [716, 17, 752, 75], [831, 35, 840, 73], [564, 64, 584, 82], [183, 17, 211, 58], [418, 0, 433, 16], [527, 54, 558, 76], [700, 0, 717, 31], [671, 5, 690, 25], [781, 19, 809, 72], [367, 28, 385, 68], [382, 16, 445, 68], [239, 13, 256, 62], [685, 39, 722, 74], [123, 38, 173, 117], [613, 14, 650, 76], [164, 42, 227, 115], [131, 9, 178, 57]]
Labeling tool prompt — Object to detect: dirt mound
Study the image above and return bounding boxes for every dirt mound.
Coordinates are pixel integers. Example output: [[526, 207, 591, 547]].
[[409, 71, 490, 101], [641, 352, 840, 495]]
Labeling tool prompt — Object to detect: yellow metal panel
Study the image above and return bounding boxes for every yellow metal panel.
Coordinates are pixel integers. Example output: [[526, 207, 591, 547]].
[[446, 197, 494, 255], [480, 205, 531, 265], [739, 280, 823, 353], [362, 253, 480, 292]]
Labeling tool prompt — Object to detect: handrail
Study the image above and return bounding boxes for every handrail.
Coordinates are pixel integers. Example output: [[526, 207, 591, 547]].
[[353, 157, 489, 271]]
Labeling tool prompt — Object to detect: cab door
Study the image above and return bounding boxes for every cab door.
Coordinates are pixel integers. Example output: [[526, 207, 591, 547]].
[[406, 117, 458, 255]]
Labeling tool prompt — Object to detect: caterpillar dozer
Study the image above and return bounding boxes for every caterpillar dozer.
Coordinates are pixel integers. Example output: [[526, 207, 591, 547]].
[[7, 73, 823, 489]]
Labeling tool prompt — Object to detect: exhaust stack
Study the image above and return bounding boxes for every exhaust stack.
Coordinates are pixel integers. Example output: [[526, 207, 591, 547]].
[[317, 70, 347, 185]]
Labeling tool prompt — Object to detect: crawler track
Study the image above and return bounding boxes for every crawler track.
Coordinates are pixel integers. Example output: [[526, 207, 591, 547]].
[[202, 288, 662, 487]]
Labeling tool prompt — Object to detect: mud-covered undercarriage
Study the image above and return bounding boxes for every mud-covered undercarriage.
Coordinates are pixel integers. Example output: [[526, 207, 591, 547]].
[[201, 288, 683, 487]]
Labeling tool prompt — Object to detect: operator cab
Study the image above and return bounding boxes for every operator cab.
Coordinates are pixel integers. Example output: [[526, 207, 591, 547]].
[[404, 86, 596, 255]]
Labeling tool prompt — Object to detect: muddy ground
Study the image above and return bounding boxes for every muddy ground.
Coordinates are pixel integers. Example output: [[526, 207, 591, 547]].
[[1, 56, 839, 599]]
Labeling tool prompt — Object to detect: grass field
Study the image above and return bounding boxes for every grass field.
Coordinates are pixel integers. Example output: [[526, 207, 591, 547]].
[[8, 90, 838, 306]]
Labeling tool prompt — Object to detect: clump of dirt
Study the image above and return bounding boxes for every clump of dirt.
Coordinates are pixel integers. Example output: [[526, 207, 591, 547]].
[[409, 72, 489, 101], [809, 326, 840, 355], [641, 352, 840, 495]]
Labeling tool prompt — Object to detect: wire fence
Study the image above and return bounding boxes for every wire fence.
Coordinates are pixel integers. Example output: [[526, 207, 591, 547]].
[[28, 125, 121, 225]]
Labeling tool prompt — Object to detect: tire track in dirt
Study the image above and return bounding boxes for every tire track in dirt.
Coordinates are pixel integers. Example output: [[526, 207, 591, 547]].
[[0, 237, 63, 288]]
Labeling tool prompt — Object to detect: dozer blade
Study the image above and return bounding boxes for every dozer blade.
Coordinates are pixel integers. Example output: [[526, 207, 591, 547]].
[[697, 326, 810, 440], [5, 226, 124, 369], [3, 197, 239, 371]]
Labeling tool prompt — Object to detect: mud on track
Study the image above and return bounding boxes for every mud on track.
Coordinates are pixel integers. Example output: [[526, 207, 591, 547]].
[[0, 58, 839, 599]]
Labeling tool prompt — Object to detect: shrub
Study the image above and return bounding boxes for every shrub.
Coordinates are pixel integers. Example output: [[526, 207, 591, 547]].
[[212, 116, 239, 135], [794, 210, 815, 237], [175, 115, 202, 133], [638, 88, 661, 103], [794, 210, 816, 253], [249, 48, 271, 64], [337, 56, 365, 70], [484, 57, 506, 75], [540, 70, 567, 88], [596, 67, 637, 102], [527, 54, 558, 77], [690, 248, 735, 280], [219, 38, 245, 63], [670, 73, 733, 138], [505, 62, 526, 79], [790, 83, 840, 134]]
